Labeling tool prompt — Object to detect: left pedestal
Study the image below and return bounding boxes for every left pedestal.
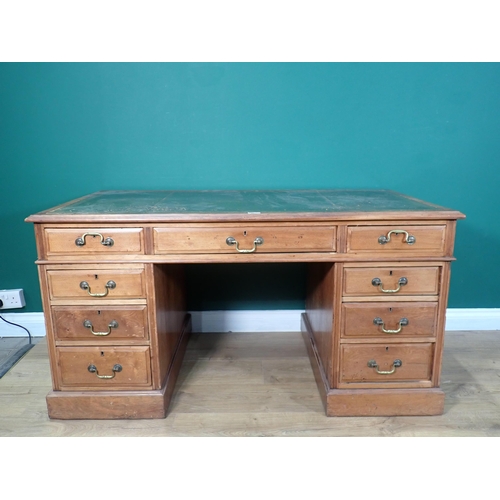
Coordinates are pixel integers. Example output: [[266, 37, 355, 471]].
[[37, 258, 189, 420]]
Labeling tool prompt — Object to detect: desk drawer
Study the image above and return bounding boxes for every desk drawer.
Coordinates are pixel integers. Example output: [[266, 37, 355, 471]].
[[340, 343, 434, 384], [52, 305, 148, 342], [341, 302, 438, 339], [346, 225, 446, 255], [153, 225, 336, 254], [47, 269, 146, 300], [343, 266, 440, 297], [56, 346, 152, 390], [44, 227, 145, 255]]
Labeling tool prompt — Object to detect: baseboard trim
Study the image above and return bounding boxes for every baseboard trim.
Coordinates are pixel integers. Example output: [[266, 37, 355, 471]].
[[189, 310, 302, 333], [444, 308, 500, 331], [1, 308, 499, 337], [0, 312, 46, 338]]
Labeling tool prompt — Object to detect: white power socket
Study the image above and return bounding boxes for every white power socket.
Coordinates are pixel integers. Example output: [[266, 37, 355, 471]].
[[0, 289, 26, 309]]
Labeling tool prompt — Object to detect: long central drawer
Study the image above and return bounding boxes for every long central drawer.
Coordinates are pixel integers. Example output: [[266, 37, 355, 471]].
[[153, 224, 337, 254]]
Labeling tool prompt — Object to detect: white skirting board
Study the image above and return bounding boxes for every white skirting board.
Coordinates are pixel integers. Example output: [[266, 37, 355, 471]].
[[1, 309, 499, 337], [0, 309, 500, 337], [0, 313, 47, 338]]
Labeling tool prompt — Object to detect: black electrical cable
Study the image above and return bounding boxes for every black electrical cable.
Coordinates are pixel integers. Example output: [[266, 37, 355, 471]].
[[0, 314, 32, 344]]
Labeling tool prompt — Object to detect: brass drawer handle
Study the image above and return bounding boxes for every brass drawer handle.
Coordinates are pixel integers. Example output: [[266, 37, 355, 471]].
[[80, 280, 116, 297], [87, 363, 122, 379], [371, 277, 408, 293], [83, 319, 118, 336], [373, 317, 409, 334], [367, 359, 402, 375], [378, 229, 415, 245], [226, 236, 264, 253], [75, 232, 114, 247]]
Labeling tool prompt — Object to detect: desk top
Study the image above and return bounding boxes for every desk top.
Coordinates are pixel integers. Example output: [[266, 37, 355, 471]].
[[26, 190, 465, 223]]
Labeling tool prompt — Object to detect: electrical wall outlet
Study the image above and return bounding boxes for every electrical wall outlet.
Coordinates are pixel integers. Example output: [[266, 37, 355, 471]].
[[0, 289, 26, 309]]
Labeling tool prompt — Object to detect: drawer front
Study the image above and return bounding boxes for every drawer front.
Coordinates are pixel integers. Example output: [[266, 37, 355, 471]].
[[346, 225, 446, 255], [343, 266, 440, 297], [44, 228, 145, 255], [47, 269, 146, 300], [52, 305, 148, 342], [342, 302, 438, 338], [153, 225, 337, 254], [56, 346, 152, 389], [340, 343, 434, 383]]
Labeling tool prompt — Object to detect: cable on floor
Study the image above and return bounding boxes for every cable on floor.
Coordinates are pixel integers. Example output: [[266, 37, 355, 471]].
[[0, 315, 32, 344], [0, 315, 35, 379]]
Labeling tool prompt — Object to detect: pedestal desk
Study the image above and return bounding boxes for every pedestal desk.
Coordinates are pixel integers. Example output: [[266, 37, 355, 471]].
[[26, 190, 465, 419]]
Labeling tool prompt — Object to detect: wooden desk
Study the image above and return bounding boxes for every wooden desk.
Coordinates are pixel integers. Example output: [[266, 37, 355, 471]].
[[26, 190, 465, 419]]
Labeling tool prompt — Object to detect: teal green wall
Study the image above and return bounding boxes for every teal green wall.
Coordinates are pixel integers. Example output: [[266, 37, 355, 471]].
[[1, 63, 499, 312]]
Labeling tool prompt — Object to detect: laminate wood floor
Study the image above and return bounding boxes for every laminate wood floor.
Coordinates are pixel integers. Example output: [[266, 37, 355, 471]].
[[0, 331, 498, 437], [0, 337, 42, 380], [0, 338, 27, 366]]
